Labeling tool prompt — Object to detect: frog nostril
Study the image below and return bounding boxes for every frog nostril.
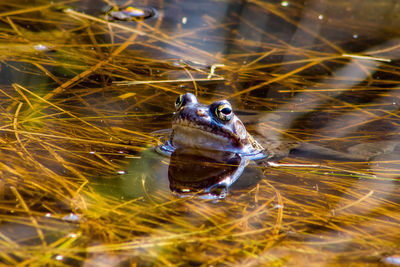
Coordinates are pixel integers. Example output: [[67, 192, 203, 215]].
[[196, 108, 207, 117]]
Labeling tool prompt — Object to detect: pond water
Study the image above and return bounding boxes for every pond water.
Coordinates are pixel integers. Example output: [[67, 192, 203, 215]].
[[0, 0, 399, 265]]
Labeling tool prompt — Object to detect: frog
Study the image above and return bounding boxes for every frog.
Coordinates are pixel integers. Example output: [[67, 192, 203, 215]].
[[156, 93, 267, 160]]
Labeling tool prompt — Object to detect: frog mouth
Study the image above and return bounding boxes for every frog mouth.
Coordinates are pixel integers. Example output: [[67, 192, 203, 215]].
[[171, 118, 241, 146]]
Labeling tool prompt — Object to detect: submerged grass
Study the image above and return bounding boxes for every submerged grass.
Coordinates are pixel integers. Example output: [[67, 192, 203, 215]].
[[0, 0, 399, 265]]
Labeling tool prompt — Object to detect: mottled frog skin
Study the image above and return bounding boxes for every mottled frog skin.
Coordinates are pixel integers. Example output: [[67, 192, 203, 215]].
[[158, 93, 266, 160]]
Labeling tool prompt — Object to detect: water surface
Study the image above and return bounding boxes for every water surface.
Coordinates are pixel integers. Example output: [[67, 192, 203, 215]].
[[0, 0, 399, 265]]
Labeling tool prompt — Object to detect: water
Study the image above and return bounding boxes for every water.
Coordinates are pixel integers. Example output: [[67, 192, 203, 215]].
[[0, 0, 399, 265]]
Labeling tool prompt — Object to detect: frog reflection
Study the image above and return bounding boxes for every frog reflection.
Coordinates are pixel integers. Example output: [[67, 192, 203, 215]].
[[113, 146, 261, 200], [168, 148, 247, 199]]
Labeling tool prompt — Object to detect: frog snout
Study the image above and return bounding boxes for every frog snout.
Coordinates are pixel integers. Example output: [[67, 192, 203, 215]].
[[196, 108, 207, 117]]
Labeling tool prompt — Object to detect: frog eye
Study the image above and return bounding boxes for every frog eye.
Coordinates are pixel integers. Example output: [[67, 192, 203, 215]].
[[175, 95, 185, 110], [215, 103, 233, 121], [175, 93, 198, 110]]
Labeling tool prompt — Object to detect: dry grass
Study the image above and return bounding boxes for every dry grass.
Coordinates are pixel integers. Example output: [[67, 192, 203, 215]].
[[0, 0, 399, 265]]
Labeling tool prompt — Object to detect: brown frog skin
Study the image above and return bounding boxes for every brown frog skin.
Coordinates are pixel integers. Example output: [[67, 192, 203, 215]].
[[157, 93, 266, 160]]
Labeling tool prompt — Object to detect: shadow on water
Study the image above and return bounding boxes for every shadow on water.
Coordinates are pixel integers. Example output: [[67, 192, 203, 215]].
[[0, 0, 399, 265]]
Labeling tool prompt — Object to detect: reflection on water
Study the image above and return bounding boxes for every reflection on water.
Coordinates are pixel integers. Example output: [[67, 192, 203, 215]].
[[102, 148, 258, 200], [0, 0, 399, 265], [168, 149, 248, 199]]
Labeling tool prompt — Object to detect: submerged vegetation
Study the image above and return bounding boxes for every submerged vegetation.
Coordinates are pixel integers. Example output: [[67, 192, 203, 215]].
[[0, 0, 399, 265]]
